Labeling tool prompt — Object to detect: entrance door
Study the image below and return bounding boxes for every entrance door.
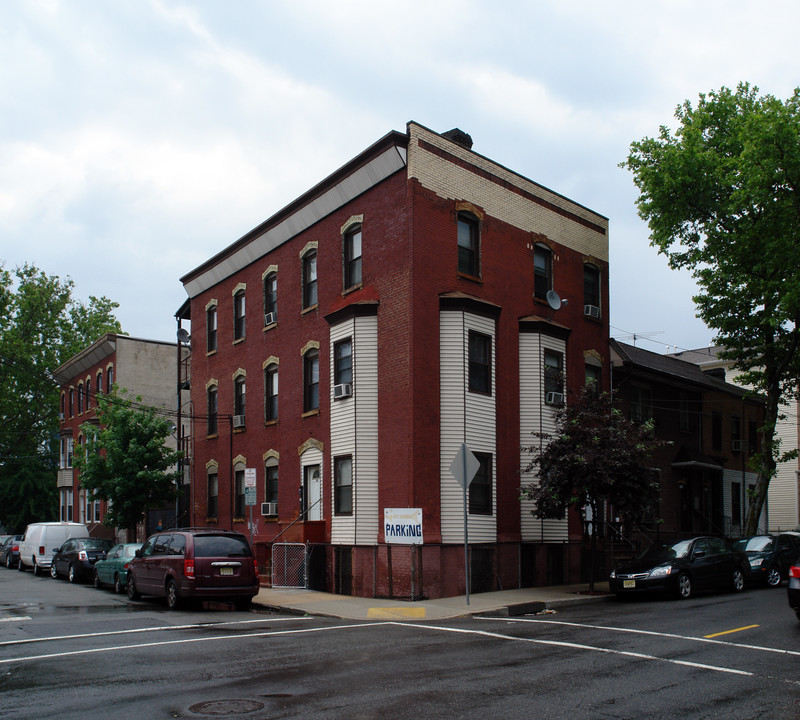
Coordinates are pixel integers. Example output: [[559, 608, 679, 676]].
[[304, 465, 321, 521]]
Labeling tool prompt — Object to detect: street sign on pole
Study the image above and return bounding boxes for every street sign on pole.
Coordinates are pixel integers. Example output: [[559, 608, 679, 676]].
[[245, 468, 257, 548], [449, 443, 479, 605]]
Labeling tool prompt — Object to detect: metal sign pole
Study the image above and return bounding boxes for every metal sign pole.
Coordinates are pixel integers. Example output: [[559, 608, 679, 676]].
[[463, 447, 470, 606]]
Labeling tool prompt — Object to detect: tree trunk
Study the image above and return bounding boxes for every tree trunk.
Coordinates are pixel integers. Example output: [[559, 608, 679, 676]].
[[745, 388, 780, 536]]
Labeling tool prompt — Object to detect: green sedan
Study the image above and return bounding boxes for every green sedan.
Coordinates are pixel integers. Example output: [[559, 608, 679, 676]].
[[93, 543, 142, 594]]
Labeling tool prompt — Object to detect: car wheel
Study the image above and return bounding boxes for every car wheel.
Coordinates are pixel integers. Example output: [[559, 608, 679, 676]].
[[732, 567, 745, 593], [94, 571, 102, 589], [165, 579, 180, 610], [68, 564, 78, 583], [766, 566, 781, 587], [5, 555, 11, 569], [50, 563, 58, 579], [17, 558, 25, 572], [677, 572, 692, 599], [127, 575, 141, 601], [114, 575, 122, 594], [32, 560, 40, 576]]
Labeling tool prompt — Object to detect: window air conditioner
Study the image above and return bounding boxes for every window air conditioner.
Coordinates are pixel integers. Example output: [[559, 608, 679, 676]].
[[232, 415, 246, 429], [261, 502, 278, 516], [731, 440, 742, 452], [545, 392, 564, 406], [584, 304, 600, 318], [264, 312, 277, 326], [333, 383, 353, 399]]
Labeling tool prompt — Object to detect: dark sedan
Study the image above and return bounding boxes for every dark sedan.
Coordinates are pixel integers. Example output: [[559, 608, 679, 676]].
[[610, 536, 749, 600], [734, 533, 800, 587], [0, 535, 22, 568], [50, 537, 114, 583]]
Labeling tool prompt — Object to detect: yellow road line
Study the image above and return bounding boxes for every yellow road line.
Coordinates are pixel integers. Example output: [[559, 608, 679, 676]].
[[704, 624, 759, 638], [367, 607, 427, 619]]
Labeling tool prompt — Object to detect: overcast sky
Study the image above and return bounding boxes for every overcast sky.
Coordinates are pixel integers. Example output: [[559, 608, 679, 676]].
[[2, 1, 799, 354]]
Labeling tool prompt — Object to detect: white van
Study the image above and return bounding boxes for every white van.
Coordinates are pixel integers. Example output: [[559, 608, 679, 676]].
[[18, 522, 90, 576]]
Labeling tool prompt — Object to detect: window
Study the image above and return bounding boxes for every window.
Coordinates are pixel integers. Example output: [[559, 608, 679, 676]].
[[457, 212, 480, 277], [544, 350, 564, 403], [234, 375, 246, 419], [303, 251, 318, 309], [61, 488, 73, 522], [468, 331, 491, 394], [208, 472, 218, 519], [344, 225, 362, 289], [264, 272, 277, 323], [631, 386, 653, 423], [66, 437, 73, 468], [583, 264, 601, 315], [731, 415, 742, 451], [335, 455, 353, 515], [96, 371, 103, 396], [207, 305, 218, 353], [585, 363, 601, 392], [106, 366, 113, 393], [469, 453, 492, 515], [77, 383, 83, 414], [234, 469, 245, 518], [265, 462, 278, 505], [304, 349, 319, 412], [233, 289, 246, 341], [265, 364, 278, 422], [748, 420, 758, 454], [731, 481, 741, 527], [534, 244, 552, 300], [207, 385, 218, 435], [60, 393, 65, 419], [711, 411, 722, 451], [334, 338, 353, 387]]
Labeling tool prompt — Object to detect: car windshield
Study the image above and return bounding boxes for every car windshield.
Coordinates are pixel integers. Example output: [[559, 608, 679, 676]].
[[734, 537, 773, 552], [194, 535, 252, 558], [123, 545, 141, 557], [81, 539, 112, 551], [637, 539, 692, 561]]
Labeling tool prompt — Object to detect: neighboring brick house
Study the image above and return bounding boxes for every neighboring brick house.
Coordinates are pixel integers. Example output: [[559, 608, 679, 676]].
[[669, 345, 799, 533], [53, 333, 189, 541], [179, 122, 610, 598], [610, 340, 766, 545]]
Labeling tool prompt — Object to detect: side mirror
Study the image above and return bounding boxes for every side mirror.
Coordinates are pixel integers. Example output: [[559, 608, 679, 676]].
[[135, 549, 142, 558], [693, 550, 706, 559]]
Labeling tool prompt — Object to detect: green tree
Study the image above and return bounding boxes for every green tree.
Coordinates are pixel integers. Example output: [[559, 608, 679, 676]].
[[622, 83, 800, 535], [0, 262, 122, 531], [76, 388, 181, 541], [522, 389, 663, 590]]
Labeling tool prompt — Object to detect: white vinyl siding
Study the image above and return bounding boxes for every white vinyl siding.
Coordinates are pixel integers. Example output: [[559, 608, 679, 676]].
[[519, 331, 568, 542], [440, 310, 496, 543], [723, 468, 765, 532], [330, 315, 379, 544]]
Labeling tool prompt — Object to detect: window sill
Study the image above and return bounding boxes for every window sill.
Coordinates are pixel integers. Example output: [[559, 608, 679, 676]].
[[457, 271, 482, 284], [264, 419, 279, 427], [263, 322, 277, 332], [302, 409, 320, 419], [301, 304, 318, 316], [343, 282, 363, 296], [206, 433, 219, 440], [206, 349, 217, 357], [232, 337, 246, 346]]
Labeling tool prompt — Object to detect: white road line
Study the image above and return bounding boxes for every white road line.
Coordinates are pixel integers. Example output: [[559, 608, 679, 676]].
[[0, 622, 386, 665], [483, 617, 800, 658], [391, 622, 753, 677], [0, 617, 32, 623], [0, 616, 310, 647]]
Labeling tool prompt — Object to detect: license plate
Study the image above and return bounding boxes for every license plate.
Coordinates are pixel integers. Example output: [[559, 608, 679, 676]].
[[623, 579, 636, 589], [219, 567, 233, 576]]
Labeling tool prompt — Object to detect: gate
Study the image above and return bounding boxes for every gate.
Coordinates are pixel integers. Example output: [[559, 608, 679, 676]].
[[271, 542, 307, 589]]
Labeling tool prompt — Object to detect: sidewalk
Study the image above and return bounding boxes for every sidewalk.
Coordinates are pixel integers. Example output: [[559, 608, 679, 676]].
[[252, 583, 612, 621]]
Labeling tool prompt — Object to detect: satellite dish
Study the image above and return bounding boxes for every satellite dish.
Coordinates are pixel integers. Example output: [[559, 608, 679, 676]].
[[177, 328, 191, 345], [546, 290, 562, 311]]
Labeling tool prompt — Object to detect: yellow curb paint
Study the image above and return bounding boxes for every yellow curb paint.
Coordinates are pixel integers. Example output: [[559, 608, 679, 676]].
[[704, 624, 759, 638], [367, 607, 427, 619]]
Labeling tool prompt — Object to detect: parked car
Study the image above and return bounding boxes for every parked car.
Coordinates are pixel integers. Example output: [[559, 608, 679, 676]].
[[94, 543, 142, 593], [127, 528, 260, 610], [733, 533, 800, 587], [788, 558, 800, 620], [609, 536, 749, 599], [51, 537, 114, 583], [18, 522, 90, 575], [0, 535, 22, 568]]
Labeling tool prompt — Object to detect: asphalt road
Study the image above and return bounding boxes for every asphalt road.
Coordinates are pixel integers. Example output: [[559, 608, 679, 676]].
[[2, 566, 799, 719]]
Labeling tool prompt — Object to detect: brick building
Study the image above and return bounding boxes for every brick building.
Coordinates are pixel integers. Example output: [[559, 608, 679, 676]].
[[54, 333, 188, 541], [179, 122, 610, 598], [611, 340, 766, 544]]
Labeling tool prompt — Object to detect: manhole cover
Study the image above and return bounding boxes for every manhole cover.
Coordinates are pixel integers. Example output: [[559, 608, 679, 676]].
[[189, 699, 265, 715]]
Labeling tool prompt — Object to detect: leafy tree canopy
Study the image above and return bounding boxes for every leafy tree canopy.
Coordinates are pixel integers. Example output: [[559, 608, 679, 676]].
[[622, 83, 800, 533], [76, 388, 180, 539], [0, 262, 122, 531], [522, 389, 663, 527]]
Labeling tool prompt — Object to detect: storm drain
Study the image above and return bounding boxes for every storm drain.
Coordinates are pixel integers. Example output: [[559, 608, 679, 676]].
[[189, 699, 265, 715]]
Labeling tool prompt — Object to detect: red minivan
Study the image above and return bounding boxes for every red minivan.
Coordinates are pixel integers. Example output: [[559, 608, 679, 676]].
[[127, 528, 260, 610]]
